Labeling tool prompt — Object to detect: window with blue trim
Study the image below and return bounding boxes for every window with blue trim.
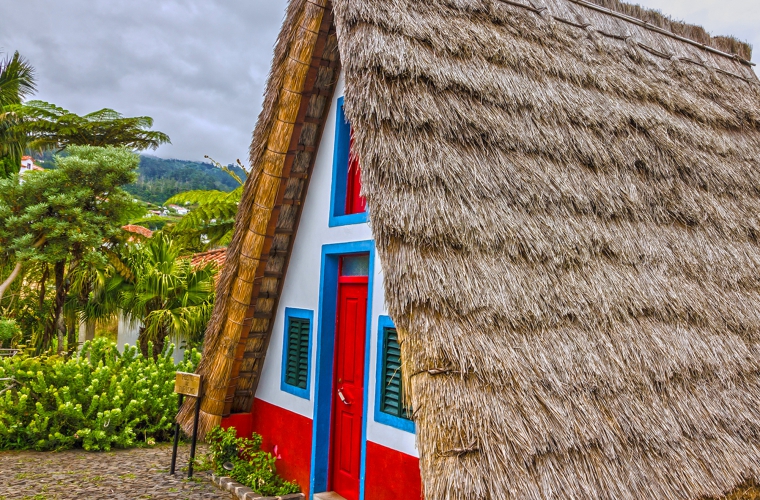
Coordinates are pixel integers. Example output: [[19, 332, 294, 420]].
[[329, 97, 368, 227], [380, 326, 411, 419], [281, 308, 313, 399], [375, 316, 415, 432]]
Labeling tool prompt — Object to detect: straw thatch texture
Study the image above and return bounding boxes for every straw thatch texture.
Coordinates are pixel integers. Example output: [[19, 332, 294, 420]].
[[584, 0, 752, 60], [333, 0, 760, 498]]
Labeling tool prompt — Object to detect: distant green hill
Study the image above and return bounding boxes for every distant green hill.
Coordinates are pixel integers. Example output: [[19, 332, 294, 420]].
[[125, 156, 245, 204], [30, 152, 243, 205]]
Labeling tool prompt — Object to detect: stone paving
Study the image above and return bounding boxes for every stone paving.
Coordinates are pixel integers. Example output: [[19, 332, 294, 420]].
[[0, 444, 233, 500]]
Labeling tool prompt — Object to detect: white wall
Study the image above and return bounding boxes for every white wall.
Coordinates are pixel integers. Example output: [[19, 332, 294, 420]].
[[255, 71, 418, 457], [116, 312, 186, 364]]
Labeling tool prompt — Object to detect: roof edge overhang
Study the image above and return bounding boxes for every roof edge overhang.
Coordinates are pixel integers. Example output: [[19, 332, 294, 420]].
[[178, 0, 341, 436]]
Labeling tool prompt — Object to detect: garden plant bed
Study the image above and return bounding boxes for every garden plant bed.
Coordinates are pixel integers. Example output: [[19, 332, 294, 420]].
[[211, 474, 304, 500]]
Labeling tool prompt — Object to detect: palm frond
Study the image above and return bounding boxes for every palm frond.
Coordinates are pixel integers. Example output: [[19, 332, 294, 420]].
[[0, 52, 36, 108]]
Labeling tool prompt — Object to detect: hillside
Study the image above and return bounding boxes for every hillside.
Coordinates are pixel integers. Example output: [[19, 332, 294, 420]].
[[125, 156, 244, 204], [31, 152, 244, 205]]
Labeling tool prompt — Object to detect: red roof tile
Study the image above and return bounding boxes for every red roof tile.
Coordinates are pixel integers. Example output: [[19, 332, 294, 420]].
[[121, 225, 153, 238], [191, 248, 227, 269]]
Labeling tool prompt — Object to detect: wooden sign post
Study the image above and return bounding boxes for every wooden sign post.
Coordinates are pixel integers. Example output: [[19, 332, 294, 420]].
[[170, 372, 202, 478]]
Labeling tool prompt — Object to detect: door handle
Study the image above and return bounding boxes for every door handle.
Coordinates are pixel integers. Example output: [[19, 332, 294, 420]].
[[338, 388, 352, 406]]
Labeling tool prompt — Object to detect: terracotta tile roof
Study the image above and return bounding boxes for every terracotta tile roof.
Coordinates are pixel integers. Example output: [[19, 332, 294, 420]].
[[121, 224, 153, 238], [191, 248, 227, 269]]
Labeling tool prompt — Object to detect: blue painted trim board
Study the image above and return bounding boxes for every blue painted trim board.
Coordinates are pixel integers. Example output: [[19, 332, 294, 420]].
[[329, 96, 369, 228], [374, 315, 416, 433], [280, 308, 315, 400], [309, 240, 375, 500]]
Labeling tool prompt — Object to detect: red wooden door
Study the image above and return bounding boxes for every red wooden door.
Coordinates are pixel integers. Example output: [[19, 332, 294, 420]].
[[330, 270, 368, 500]]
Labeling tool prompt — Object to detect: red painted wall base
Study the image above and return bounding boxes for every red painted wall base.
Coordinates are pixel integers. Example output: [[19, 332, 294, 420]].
[[365, 441, 423, 500], [250, 398, 313, 496], [221, 412, 253, 439], [222, 400, 423, 499]]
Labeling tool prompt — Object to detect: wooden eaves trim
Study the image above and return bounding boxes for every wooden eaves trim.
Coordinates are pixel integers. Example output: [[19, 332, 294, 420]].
[[225, 3, 340, 415]]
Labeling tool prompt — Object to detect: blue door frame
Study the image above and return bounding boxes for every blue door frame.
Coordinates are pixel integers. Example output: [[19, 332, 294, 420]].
[[310, 240, 375, 499]]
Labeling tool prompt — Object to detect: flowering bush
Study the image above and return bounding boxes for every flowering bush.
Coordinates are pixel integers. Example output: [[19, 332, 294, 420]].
[[205, 426, 300, 496], [0, 337, 199, 451]]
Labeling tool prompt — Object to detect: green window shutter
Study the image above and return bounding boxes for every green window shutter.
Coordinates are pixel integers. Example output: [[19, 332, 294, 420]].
[[381, 327, 411, 420], [285, 317, 310, 389]]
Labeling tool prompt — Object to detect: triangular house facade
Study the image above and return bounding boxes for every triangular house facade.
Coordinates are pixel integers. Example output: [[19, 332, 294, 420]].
[[180, 0, 760, 498]]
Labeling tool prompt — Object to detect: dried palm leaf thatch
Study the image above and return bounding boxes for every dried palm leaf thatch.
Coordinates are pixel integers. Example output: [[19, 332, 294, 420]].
[[332, 0, 760, 498], [176, 0, 329, 436], [585, 0, 752, 60]]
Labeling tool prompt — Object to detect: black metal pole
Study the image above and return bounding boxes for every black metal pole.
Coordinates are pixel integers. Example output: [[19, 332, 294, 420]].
[[188, 395, 201, 478], [170, 394, 184, 475]]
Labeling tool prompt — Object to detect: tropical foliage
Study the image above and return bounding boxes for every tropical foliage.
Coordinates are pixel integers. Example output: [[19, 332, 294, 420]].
[[0, 51, 36, 177], [18, 100, 170, 152], [165, 157, 246, 249], [84, 234, 217, 356], [0, 146, 143, 351], [204, 426, 301, 496], [0, 338, 200, 451], [0, 50, 169, 179]]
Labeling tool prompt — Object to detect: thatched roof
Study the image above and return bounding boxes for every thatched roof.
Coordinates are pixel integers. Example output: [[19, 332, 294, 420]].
[[184, 0, 760, 498]]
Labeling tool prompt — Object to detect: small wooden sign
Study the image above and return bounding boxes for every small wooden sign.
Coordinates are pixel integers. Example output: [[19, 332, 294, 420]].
[[175, 372, 202, 397]]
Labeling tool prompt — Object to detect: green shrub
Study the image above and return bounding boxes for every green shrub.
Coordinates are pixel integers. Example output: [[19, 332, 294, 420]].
[[0, 318, 21, 348], [0, 337, 199, 451], [205, 426, 300, 496]]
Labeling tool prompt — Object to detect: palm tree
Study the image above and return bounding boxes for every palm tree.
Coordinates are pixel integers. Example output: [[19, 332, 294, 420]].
[[84, 234, 217, 356], [0, 52, 36, 177]]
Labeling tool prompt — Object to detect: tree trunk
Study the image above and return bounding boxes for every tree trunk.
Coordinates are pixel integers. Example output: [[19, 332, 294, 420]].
[[44, 260, 68, 352], [0, 261, 22, 304], [138, 324, 166, 360], [0, 238, 46, 305], [38, 264, 48, 309], [66, 317, 78, 354]]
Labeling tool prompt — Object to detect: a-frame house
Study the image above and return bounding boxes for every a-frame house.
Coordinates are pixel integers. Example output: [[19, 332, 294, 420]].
[[180, 0, 760, 498]]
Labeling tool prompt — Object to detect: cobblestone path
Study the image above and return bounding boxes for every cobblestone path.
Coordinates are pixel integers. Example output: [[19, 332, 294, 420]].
[[0, 444, 232, 500]]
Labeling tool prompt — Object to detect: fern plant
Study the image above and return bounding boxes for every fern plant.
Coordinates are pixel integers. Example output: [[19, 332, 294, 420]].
[[165, 156, 247, 249]]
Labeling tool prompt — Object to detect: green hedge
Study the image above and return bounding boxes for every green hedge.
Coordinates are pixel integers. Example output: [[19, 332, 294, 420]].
[[0, 338, 199, 451]]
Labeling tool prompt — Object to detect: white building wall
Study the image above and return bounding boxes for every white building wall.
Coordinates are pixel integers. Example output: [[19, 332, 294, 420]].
[[255, 71, 418, 457], [116, 312, 186, 364]]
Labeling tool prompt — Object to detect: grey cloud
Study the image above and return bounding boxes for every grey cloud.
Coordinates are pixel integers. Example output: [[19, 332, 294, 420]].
[[0, 0, 288, 165], [0, 0, 756, 164]]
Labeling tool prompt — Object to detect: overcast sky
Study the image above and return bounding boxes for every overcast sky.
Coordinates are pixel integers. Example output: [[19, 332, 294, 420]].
[[0, 0, 756, 165]]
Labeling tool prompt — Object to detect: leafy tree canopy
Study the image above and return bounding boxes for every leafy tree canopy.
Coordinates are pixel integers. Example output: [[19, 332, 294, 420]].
[[0, 50, 170, 178], [17, 101, 170, 152], [0, 146, 141, 267], [0, 146, 144, 350]]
